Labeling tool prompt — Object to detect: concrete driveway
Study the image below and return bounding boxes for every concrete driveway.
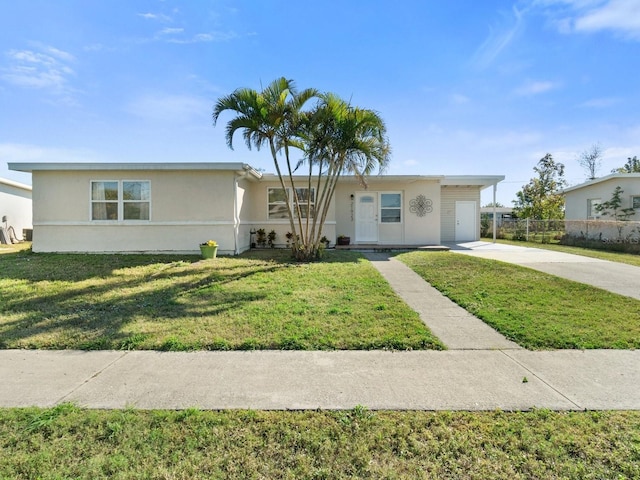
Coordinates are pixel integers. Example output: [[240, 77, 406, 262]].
[[449, 241, 640, 300]]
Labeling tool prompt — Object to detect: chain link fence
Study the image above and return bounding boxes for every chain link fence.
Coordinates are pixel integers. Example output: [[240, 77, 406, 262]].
[[482, 216, 640, 253]]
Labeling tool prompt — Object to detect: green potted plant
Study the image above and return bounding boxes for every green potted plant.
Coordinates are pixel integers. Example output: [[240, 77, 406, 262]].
[[267, 230, 277, 248], [337, 235, 350, 246], [256, 228, 267, 248], [200, 240, 218, 259]]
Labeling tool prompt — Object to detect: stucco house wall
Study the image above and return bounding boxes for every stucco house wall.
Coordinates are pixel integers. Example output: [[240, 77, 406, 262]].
[[334, 177, 442, 245], [244, 176, 337, 248], [21, 163, 260, 254], [0, 178, 32, 239], [9, 162, 503, 253]]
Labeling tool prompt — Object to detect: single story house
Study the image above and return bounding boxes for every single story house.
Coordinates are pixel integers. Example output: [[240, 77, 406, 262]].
[[563, 173, 640, 220], [8, 162, 504, 254], [0, 177, 32, 242], [562, 173, 640, 239]]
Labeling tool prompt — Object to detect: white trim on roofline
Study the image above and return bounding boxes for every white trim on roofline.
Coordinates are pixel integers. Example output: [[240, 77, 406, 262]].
[[8, 162, 504, 188], [562, 173, 640, 194], [260, 173, 504, 187], [0, 177, 32, 191], [441, 175, 505, 188], [8, 162, 263, 179]]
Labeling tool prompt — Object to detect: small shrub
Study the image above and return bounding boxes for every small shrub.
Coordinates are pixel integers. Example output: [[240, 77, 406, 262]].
[[256, 229, 267, 248]]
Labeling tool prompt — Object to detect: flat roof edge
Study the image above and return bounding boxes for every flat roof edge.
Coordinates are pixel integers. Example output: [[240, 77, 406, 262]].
[[0, 177, 32, 191], [8, 162, 262, 179]]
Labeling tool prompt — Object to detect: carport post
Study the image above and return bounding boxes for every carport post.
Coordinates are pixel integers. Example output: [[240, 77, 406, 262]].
[[492, 183, 497, 243]]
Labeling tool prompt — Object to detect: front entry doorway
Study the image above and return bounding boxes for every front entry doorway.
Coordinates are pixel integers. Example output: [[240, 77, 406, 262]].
[[355, 192, 378, 243], [455, 201, 477, 241]]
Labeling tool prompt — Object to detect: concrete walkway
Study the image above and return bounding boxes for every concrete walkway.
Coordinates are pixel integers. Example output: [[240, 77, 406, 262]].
[[364, 252, 521, 350], [1, 245, 638, 411], [2, 349, 639, 410], [449, 241, 640, 300]]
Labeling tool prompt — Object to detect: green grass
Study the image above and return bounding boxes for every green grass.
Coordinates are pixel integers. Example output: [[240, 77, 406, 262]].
[[398, 251, 640, 349], [1, 405, 638, 479], [0, 249, 443, 351], [488, 238, 640, 267]]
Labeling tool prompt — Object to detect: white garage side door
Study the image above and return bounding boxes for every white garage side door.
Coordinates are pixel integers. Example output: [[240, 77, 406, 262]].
[[455, 201, 477, 241], [355, 193, 378, 242]]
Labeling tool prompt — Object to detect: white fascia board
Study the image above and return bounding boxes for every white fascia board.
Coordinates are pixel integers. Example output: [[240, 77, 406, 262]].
[[0, 177, 32, 191], [258, 174, 446, 183], [562, 173, 640, 194], [441, 175, 505, 188], [8, 162, 262, 179]]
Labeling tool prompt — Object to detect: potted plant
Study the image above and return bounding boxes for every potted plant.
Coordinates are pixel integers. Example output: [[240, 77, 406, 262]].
[[320, 235, 331, 248], [200, 240, 218, 259], [256, 228, 267, 248], [337, 235, 350, 246], [267, 230, 277, 248]]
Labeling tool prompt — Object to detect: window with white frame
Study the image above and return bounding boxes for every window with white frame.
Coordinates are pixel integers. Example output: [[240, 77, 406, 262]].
[[91, 180, 150, 221], [268, 187, 315, 219], [380, 192, 402, 223], [632, 196, 640, 210], [587, 198, 601, 219]]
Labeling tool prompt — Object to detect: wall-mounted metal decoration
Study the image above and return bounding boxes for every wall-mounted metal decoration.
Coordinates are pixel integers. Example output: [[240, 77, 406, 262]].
[[409, 195, 432, 217]]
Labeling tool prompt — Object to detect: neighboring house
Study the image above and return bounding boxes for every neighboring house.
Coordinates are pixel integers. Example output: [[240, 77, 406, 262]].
[[480, 207, 514, 226], [563, 173, 640, 220], [8, 162, 504, 254], [0, 177, 32, 241], [562, 173, 640, 240]]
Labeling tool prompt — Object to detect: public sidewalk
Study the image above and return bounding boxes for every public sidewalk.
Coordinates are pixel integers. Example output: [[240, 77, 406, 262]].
[[1, 246, 638, 411], [1, 349, 638, 410]]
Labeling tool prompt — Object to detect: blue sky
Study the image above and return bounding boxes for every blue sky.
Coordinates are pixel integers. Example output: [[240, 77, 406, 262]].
[[1, 0, 639, 205]]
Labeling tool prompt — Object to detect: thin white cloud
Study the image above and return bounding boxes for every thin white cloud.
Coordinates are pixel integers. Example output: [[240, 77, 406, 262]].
[[159, 27, 184, 35], [138, 12, 172, 22], [1, 45, 76, 96], [165, 31, 239, 44], [514, 80, 560, 95], [574, 0, 640, 38], [536, 0, 640, 40], [579, 97, 619, 107], [403, 159, 419, 167], [0, 143, 102, 163], [472, 5, 526, 69], [450, 93, 470, 105], [124, 93, 211, 123]]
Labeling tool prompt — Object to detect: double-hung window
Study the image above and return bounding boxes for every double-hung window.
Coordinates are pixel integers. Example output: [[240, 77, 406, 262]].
[[268, 187, 315, 219], [380, 192, 402, 223], [91, 180, 150, 221], [632, 196, 640, 210]]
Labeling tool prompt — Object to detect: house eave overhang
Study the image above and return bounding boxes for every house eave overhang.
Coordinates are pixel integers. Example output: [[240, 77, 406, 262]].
[[8, 162, 263, 180], [562, 173, 640, 194], [441, 175, 505, 189], [0, 177, 32, 192]]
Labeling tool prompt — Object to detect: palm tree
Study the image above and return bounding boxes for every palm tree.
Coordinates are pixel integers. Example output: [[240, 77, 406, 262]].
[[212, 77, 318, 258], [213, 79, 390, 261], [299, 93, 391, 254]]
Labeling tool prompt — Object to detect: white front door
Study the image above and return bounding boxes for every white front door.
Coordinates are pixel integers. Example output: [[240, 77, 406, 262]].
[[455, 201, 477, 241], [356, 193, 378, 243]]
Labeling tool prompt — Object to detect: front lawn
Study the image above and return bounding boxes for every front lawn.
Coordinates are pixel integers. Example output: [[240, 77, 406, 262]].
[[1, 405, 638, 479], [399, 251, 640, 350], [0, 249, 443, 351]]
